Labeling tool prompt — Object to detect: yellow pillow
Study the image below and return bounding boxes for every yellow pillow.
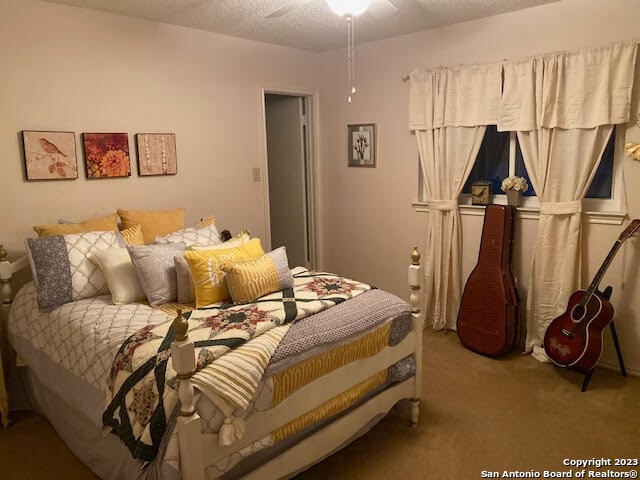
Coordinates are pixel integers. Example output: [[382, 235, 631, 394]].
[[222, 247, 294, 304], [120, 224, 145, 246], [184, 238, 264, 307], [117, 208, 185, 244], [33, 213, 118, 237]]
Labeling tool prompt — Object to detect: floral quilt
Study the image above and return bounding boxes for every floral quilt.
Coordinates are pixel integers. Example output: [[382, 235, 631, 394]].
[[102, 270, 371, 463]]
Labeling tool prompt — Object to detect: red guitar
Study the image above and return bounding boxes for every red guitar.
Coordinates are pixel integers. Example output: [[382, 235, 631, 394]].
[[544, 219, 640, 373]]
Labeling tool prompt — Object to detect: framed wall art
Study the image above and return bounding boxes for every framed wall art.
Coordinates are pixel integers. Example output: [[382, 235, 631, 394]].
[[22, 130, 78, 180], [347, 123, 376, 168], [83, 133, 131, 178], [135, 133, 177, 176]]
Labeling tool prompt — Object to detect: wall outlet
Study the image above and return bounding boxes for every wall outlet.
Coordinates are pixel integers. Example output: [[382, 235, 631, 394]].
[[252, 167, 262, 182]]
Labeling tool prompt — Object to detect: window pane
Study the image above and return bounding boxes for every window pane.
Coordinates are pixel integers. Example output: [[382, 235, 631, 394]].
[[515, 141, 536, 197], [585, 129, 614, 199], [462, 125, 510, 195]]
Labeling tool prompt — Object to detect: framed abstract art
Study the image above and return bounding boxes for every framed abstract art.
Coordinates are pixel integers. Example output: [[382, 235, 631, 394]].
[[347, 124, 376, 168], [82, 133, 131, 179], [135, 133, 177, 176], [22, 130, 78, 180]]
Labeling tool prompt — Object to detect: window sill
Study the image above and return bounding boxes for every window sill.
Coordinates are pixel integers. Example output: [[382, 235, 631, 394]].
[[412, 202, 626, 225]]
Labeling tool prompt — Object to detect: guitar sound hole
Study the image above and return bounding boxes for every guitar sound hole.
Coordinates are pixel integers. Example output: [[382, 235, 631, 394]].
[[572, 304, 586, 322]]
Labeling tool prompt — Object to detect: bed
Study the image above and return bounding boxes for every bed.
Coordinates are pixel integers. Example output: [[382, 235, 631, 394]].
[[0, 239, 424, 480]]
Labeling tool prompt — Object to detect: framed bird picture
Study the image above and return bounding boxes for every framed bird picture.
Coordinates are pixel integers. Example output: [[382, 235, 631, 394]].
[[22, 130, 78, 180]]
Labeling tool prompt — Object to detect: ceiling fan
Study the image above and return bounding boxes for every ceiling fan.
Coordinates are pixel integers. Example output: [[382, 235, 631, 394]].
[[266, 1, 399, 103], [265, 0, 398, 19]]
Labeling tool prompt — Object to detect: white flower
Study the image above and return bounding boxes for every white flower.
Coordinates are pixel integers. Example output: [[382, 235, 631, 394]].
[[501, 176, 528, 192]]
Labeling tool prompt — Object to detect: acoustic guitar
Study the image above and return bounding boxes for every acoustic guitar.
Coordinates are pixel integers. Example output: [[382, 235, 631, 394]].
[[543, 219, 640, 373]]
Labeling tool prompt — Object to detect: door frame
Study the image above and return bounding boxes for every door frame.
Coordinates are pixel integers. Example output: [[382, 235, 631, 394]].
[[258, 85, 322, 269]]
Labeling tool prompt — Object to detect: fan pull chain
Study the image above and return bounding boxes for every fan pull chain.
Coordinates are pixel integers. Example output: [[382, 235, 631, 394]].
[[347, 15, 353, 103], [351, 14, 356, 97]]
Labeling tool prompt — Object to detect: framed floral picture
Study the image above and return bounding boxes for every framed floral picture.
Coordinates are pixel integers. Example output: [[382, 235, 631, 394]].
[[347, 123, 376, 168], [82, 133, 131, 178], [135, 133, 177, 176], [22, 130, 78, 180]]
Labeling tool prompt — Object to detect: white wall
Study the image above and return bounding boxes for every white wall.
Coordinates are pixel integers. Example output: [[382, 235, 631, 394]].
[[317, 0, 640, 372], [0, 0, 322, 255]]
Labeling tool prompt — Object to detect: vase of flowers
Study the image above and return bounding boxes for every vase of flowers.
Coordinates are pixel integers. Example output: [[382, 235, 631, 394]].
[[501, 176, 529, 207]]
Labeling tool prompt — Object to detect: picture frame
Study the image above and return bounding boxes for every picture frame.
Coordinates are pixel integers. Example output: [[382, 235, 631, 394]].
[[22, 130, 78, 180], [347, 123, 376, 168], [135, 133, 178, 176], [471, 180, 491, 206], [82, 133, 131, 179]]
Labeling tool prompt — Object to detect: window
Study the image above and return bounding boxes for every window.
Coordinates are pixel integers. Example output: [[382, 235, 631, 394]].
[[416, 126, 624, 220]]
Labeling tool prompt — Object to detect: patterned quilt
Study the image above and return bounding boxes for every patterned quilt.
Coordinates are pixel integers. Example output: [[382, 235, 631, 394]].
[[102, 270, 371, 463]]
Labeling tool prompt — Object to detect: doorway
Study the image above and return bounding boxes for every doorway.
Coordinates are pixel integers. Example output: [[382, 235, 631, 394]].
[[262, 91, 317, 269]]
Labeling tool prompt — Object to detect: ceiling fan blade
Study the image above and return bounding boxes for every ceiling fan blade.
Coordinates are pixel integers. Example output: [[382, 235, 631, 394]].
[[265, 0, 314, 18], [367, 0, 398, 18]]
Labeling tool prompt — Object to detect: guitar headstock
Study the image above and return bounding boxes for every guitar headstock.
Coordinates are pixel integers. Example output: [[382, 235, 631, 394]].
[[619, 219, 640, 242]]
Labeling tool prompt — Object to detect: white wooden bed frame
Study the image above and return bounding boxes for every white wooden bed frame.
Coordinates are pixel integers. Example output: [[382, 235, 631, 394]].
[[0, 246, 424, 480]]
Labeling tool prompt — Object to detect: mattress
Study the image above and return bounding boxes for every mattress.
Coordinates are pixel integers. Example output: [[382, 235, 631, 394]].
[[8, 281, 413, 478]]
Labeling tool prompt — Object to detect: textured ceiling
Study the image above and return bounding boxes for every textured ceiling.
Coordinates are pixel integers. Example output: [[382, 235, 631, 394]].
[[42, 0, 561, 52]]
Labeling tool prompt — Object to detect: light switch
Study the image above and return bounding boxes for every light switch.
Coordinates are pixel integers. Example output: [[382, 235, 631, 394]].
[[252, 167, 262, 182]]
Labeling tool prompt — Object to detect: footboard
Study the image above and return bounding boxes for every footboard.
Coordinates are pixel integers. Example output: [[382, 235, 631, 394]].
[[170, 248, 424, 480]]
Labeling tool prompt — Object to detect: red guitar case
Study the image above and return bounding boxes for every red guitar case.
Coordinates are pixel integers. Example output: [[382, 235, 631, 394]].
[[457, 204, 519, 357]]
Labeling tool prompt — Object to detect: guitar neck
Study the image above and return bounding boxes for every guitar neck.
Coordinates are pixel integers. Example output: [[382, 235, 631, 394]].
[[581, 240, 622, 305]]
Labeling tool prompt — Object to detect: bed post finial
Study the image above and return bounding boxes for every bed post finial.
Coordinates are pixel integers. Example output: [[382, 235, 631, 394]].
[[411, 246, 420, 266], [173, 309, 189, 342], [408, 246, 423, 428], [0, 246, 7, 263]]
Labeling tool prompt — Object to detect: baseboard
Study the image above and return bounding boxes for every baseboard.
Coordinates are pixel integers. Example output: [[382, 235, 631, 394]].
[[597, 359, 640, 376]]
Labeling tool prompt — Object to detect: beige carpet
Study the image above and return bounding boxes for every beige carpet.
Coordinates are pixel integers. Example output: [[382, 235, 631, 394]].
[[1, 329, 639, 479]]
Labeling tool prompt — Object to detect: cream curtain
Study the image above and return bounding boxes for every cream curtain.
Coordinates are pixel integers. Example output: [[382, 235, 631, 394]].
[[517, 127, 613, 357], [498, 42, 637, 356], [410, 64, 501, 329]]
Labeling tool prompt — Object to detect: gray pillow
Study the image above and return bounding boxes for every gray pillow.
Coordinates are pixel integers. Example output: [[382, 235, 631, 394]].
[[128, 242, 186, 307], [174, 255, 195, 304]]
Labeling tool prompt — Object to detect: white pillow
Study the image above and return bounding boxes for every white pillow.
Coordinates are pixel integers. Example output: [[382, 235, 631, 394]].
[[92, 248, 146, 304], [155, 224, 221, 247], [188, 232, 250, 251]]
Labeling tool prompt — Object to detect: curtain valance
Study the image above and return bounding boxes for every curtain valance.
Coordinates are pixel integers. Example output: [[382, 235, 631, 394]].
[[409, 42, 637, 132], [409, 63, 502, 130], [498, 42, 637, 131]]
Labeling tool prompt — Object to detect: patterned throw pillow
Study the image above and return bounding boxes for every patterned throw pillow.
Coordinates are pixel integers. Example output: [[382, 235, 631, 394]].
[[183, 238, 264, 308], [92, 248, 146, 304], [128, 242, 186, 307], [187, 231, 249, 251], [223, 247, 294, 304], [155, 224, 221, 247], [33, 213, 119, 237], [120, 224, 145, 246], [198, 215, 216, 227], [25, 231, 121, 311], [117, 208, 185, 244]]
